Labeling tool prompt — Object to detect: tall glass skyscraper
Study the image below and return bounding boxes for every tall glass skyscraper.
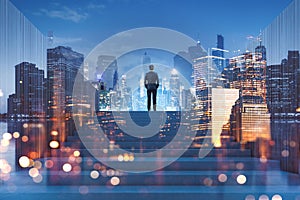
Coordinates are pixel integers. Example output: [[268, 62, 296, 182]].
[[262, 0, 300, 173], [47, 46, 84, 143], [212, 35, 225, 73], [0, 0, 46, 113]]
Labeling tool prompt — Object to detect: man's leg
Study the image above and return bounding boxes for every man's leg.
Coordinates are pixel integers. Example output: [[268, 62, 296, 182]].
[[147, 89, 151, 111], [153, 89, 157, 111]]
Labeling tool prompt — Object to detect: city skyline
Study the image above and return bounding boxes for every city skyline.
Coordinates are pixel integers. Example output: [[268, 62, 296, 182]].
[[0, 0, 295, 113], [2, 1, 300, 199]]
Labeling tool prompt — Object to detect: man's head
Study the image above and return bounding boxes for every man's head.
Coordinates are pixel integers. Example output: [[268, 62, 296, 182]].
[[149, 64, 154, 70]]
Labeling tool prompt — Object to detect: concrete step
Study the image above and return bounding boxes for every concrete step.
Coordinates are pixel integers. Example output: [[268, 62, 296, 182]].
[[0, 185, 295, 200], [44, 169, 290, 186], [43, 156, 280, 172], [52, 148, 252, 158]]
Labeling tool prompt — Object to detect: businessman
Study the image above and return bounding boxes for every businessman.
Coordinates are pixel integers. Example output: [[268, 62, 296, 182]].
[[144, 65, 159, 111]]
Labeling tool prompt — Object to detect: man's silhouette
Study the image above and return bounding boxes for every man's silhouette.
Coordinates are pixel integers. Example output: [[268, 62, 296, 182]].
[[144, 65, 159, 111]]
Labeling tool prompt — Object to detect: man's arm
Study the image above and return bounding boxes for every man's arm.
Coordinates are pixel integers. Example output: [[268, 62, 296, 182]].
[[156, 73, 159, 88], [144, 73, 148, 88]]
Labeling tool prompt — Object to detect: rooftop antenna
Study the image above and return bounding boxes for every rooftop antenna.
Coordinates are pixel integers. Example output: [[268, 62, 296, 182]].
[[258, 29, 263, 46], [196, 33, 201, 45]]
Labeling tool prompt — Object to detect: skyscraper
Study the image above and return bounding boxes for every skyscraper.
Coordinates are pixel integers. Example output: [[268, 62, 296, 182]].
[[96, 55, 118, 90], [174, 51, 193, 84], [266, 50, 300, 173], [212, 35, 225, 72], [169, 69, 180, 110], [229, 49, 267, 102], [8, 62, 45, 117], [47, 46, 84, 143], [266, 51, 299, 114], [0, 0, 46, 113], [224, 45, 271, 156]]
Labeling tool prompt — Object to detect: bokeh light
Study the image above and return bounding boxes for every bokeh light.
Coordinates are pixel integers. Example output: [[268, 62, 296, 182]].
[[90, 170, 100, 179], [13, 132, 20, 139], [259, 194, 269, 200], [51, 130, 58, 136], [21, 136, 29, 142], [73, 166, 81, 175], [236, 162, 244, 170], [49, 140, 59, 149], [245, 195, 255, 200], [45, 160, 54, 169], [73, 150, 80, 157], [236, 174, 247, 184], [203, 177, 213, 186], [1, 162, 12, 174], [29, 168, 39, 178], [34, 161, 42, 169], [62, 163, 72, 172], [79, 186, 89, 195], [19, 156, 30, 168], [271, 194, 282, 200], [118, 154, 124, 162], [33, 174, 43, 183], [1, 139, 9, 147], [2, 132, 12, 140], [110, 176, 120, 186], [281, 150, 289, 157], [218, 174, 227, 183]]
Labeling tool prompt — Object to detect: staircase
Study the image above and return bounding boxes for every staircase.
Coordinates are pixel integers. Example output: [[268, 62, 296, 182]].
[[1, 112, 300, 200]]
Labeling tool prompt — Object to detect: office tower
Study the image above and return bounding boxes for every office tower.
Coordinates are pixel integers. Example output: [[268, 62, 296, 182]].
[[262, 0, 300, 173], [212, 88, 239, 147], [7, 94, 18, 117], [9, 62, 45, 117], [229, 48, 267, 101], [174, 51, 193, 84], [169, 69, 180, 110], [229, 101, 271, 155], [223, 45, 270, 157], [96, 55, 118, 90], [119, 75, 132, 111], [212, 35, 225, 73], [266, 50, 300, 173], [95, 81, 110, 111], [83, 62, 89, 80], [267, 51, 299, 114], [47, 46, 83, 143], [191, 45, 212, 145], [1, 0, 46, 114], [189, 41, 206, 60], [6, 62, 47, 170], [255, 43, 267, 61]]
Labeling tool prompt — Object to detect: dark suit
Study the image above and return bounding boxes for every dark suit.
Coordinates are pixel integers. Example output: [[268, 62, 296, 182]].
[[144, 71, 159, 111]]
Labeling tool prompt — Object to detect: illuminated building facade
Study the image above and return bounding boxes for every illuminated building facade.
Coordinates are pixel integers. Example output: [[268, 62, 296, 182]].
[[261, 0, 300, 173], [223, 45, 271, 156], [212, 34, 225, 73], [47, 46, 84, 143], [266, 50, 300, 173], [229, 46, 267, 101], [212, 88, 239, 147], [95, 81, 111, 111], [8, 62, 45, 117]]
